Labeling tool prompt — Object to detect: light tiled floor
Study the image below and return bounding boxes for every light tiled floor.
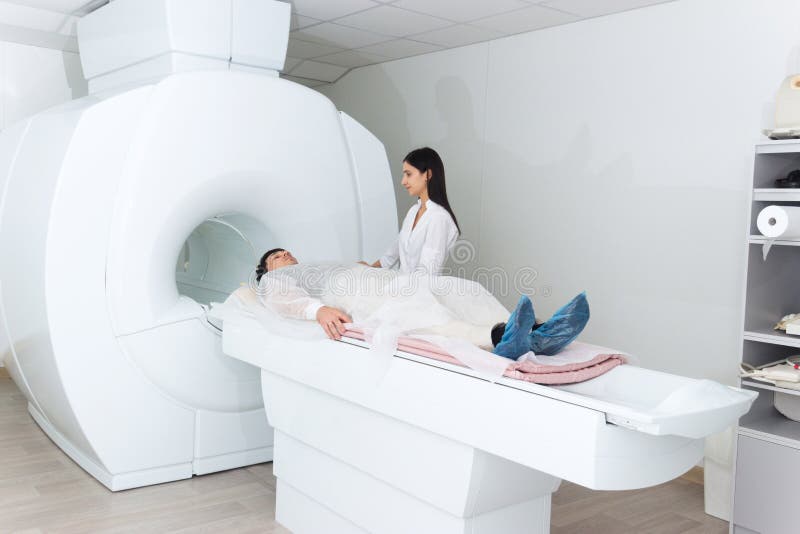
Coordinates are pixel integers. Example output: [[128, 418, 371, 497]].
[[0, 368, 727, 533]]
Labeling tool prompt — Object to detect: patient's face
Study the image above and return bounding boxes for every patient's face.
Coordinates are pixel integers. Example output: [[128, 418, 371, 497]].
[[401, 161, 429, 198], [266, 249, 298, 271]]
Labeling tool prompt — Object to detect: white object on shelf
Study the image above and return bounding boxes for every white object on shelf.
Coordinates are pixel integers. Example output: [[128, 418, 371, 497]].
[[757, 205, 800, 239], [764, 128, 800, 140], [773, 75, 800, 130], [786, 317, 800, 335], [774, 391, 800, 422], [764, 70, 800, 143]]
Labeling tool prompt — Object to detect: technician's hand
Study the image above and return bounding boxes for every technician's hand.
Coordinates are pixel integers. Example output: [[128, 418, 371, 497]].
[[316, 306, 352, 340]]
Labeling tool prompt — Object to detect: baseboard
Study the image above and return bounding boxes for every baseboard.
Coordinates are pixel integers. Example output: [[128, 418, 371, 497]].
[[193, 446, 274, 475]]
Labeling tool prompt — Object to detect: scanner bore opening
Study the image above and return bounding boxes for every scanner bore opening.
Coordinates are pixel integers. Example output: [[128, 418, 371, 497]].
[[175, 216, 259, 306]]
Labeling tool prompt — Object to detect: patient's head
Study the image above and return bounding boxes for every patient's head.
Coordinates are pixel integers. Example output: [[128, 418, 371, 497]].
[[256, 248, 297, 280]]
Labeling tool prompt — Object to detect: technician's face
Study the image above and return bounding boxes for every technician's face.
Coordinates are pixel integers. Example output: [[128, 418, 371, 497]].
[[401, 162, 429, 198], [266, 250, 297, 271]]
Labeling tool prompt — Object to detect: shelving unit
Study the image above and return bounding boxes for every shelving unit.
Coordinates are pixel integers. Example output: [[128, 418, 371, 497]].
[[748, 235, 800, 246], [752, 189, 800, 202], [732, 140, 800, 534], [743, 329, 800, 348], [741, 379, 800, 398]]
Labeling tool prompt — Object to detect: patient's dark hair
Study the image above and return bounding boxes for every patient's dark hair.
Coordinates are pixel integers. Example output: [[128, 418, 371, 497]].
[[404, 147, 460, 234], [256, 248, 285, 281]]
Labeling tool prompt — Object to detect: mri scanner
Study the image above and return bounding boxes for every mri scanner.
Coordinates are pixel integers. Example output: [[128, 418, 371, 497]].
[[0, 0, 396, 491]]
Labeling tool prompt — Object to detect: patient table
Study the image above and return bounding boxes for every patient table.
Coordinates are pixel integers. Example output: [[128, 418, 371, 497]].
[[223, 312, 755, 534]]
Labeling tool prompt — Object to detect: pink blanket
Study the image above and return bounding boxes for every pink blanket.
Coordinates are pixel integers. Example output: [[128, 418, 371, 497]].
[[343, 327, 624, 385]]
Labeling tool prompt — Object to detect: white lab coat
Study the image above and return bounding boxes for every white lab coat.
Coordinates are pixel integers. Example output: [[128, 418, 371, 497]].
[[379, 199, 459, 275]]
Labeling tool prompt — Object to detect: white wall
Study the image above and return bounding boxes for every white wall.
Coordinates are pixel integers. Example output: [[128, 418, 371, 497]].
[[321, 0, 800, 385], [0, 41, 85, 366]]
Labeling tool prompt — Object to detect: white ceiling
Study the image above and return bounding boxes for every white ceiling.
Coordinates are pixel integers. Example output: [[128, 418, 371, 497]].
[[280, 0, 676, 88], [0, 0, 676, 86]]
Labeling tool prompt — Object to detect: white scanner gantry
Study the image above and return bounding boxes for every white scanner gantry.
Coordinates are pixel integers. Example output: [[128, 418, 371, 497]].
[[0, 0, 396, 491]]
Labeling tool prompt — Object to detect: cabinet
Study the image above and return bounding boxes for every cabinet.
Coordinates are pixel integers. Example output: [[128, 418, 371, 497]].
[[732, 140, 800, 534]]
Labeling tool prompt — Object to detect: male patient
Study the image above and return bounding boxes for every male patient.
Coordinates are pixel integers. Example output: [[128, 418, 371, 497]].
[[254, 248, 590, 359], [257, 248, 352, 340]]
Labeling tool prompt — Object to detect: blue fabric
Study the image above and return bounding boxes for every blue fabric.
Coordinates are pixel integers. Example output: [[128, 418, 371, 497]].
[[492, 296, 535, 359], [529, 292, 590, 356]]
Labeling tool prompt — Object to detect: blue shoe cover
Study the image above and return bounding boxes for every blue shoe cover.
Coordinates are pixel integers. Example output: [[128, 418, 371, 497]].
[[529, 292, 590, 356], [493, 296, 536, 360]]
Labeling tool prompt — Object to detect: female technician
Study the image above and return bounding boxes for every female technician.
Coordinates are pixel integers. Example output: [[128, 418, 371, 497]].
[[365, 147, 460, 275]]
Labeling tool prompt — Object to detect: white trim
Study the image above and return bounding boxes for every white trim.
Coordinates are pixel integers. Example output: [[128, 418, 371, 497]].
[[0, 1, 80, 51], [192, 446, 274, 475], [0, 22, 78, 52]]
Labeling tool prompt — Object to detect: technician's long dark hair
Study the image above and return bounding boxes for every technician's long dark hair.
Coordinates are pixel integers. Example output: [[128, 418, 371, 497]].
[[404, 147, 460, 234]]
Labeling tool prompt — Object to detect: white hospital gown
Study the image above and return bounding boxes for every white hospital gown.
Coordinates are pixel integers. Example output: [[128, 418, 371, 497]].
[[258, 263, 508, 349]]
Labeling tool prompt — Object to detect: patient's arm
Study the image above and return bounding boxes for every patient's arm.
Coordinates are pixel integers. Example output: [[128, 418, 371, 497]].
[[259, 274, 351, 339], [258, 274, 324, 320]]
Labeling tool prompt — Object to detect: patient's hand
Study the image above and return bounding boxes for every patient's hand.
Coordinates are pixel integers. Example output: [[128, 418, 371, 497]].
[[316, 306, 352, 340]]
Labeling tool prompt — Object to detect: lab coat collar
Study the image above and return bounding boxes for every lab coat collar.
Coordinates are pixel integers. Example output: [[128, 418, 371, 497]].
[[417, 198, 442, 211]]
